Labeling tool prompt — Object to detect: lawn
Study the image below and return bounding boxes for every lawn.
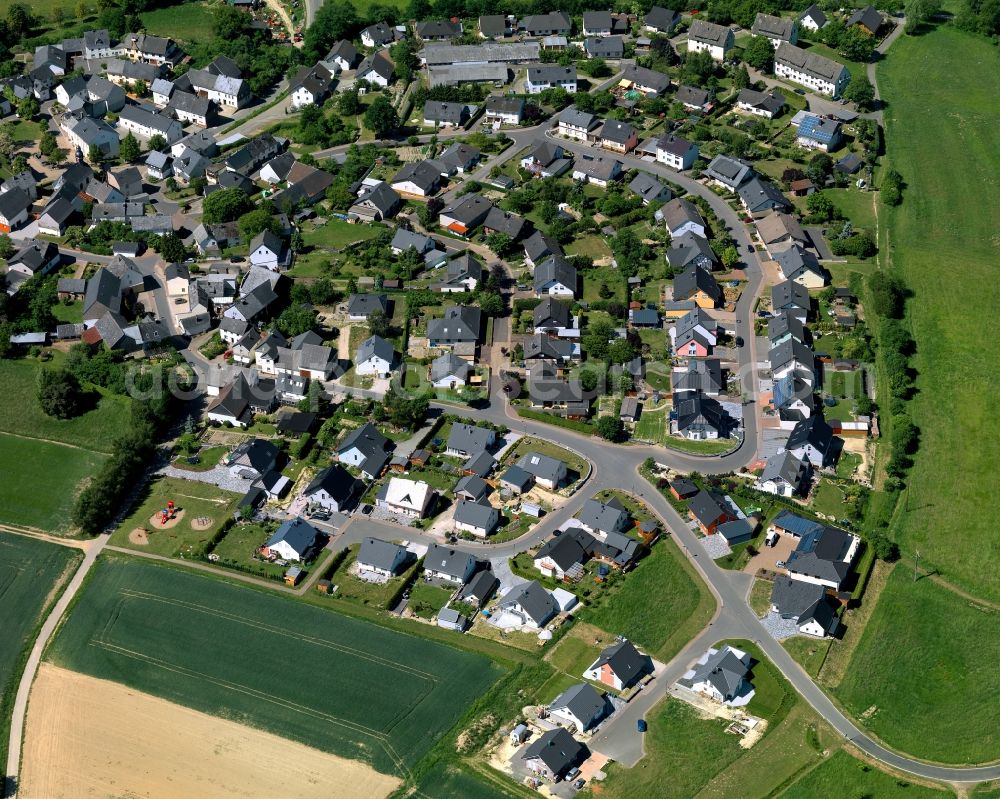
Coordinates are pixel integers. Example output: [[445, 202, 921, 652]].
[[778, 750, 952, 799], [633, 403, 670, 445], [47, 557, 505, 777], [833, 566, 1000, 764], [875, 14, 1000, 603], [564, 235, 612, 260], [0, 533, 81, 784], [747, 577, 772, 617], [0, 434, 106, 532], [662, 435, 737, 455], [825, 188, 877, 231], [580, 536, 715, 662], [782, 635, 832, 679], [140, 1, 215, 43], [0, 360, 129, 453], [304, 219, 383, 250], [811, 480, 851, 519], [209, 522, 287, 579], [407, 580, 453, 619], [109, 476, 242, 559], [52, 300, 83, 324]]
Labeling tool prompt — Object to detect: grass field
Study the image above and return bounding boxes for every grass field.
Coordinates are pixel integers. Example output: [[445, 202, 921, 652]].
[[110, 477, 242, 559], [141, 1, 215, 42], [0, 360, 129, 453], [0, 434, 106, 532], [876, 19, 1000, 602], [782, 635, 832, 679], [778, 750, 952, 799], [580, 536, 715, 662], [0, 533, 81, 781], [832, 566, 999, 764], [47, 557, 504, 777]]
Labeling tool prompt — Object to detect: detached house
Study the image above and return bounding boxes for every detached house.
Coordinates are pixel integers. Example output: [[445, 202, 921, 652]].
[[534, 255, 577, 298], [118, 105, 183, 144], [423, 100, 470, 128], [736, 88, 786, 118], [755, 451, 810, 497], [662, 198, 707, 239], [584, 36, 624, 59], [453, 499, 499, 537], [785, 523, 860, 589], [600, 120, 639, 154], [357, 537, 410, 577], [673, 265, 722, 308], [376, 477, 435, 518], [357, 50, 395, 87], [0, 189, 32, 233], [621, 64, 671, 97], [751, 13, 798, 47], [355, 335, 397, 378], [424, 543, 478, 584], [799, 4, 828, 31], [520, 728, 588, 783], [704, 153, 755, 191], [775, 244, 827, 288], [785, 416, 836, 468], [498, 580, 557, 629], [337, 422, 389, 479], [526, 65, 577, 94], [687, 19, 734, 61], [262, 518, 320, 562], [655, 134, 699, 170], [680, 645, 752, 705], [738, 176, 791, 217], [484, 96, 524, 125], [770, 577, 839, 637], [557, 106, 600, 142], [644, 6, 681, 33], [548, 683, 609, 732], [583, 639, 649, 690]]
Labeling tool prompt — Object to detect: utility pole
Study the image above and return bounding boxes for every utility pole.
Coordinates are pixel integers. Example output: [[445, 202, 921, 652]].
[[913, 549, 920, 582]]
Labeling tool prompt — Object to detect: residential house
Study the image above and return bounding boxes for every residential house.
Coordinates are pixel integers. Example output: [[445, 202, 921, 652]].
[[60, 115, 119, 159], [600, 120, 638, 154], [347, 292, 388, 321], [526, 65, 577, 94], [534, 255, 577, 298], [446, 423, 495, 458], [290, 63, 335, 109], [628, 172, 672, 206], [390, 160, 442, 197], [355, 335, 397, 377], [423, 543, 478, 584], [757, 211, 808, 251], [357, 50, 396, 87], [768, 311, 810, 346], [520, 728, 588, 783], [519, 139, 572, 178], [571, 153, 622, 187], [798, 4, 828, 31], [523, 230, 563, 268], [499, 464, 534, 494], [785, 523, 860, 589], [483, 96, 525, 125], [772, 278, 811, 321], [520, 11, 572, 37], [644, 6, 681, 33], [676, 393, 728, 439], [584, 36, 624, 59], [145, 150, 172, 180], [483, 206, 529, 240], [667, 231, 718, 272], [751, 13, 798, 47], [458, 569, 499, 607], [583, 639, 649, 690], [687, 19, 734, 61], [846, 5, 883, 35], [430, 351, 471, 387], [357, 537, 410, 577], [437, 253, 482, 293], [796, 114, 842, 152], [0, 189, 31, 233], [524, 333, 577, 366], [376, 478, 435, 518], [337, 422, 389, 479], [621, 64, 671, 96], [738, 176, 791, 217], [497, 580, 557, 628], [576, 498, 630, 537], [439, 194, 492, 236], [423, 100, 470, 127], [533, 528, 590, 580], [478, 14, 512, 38], [755, 451, 810, 497], [262, 517, 319, 562], [168, 91, 211, 126], [118, 32, 181, 66], [249, 230, 291, 271], [516, 451, 567, 489], [736, 88, 786, 118], [360, 22, 397, 48], [663, 197, 707, 238], [705, 154, 754, 193], [676, 84, 711, 112], [688, 489, 736, 533], [680, 645, 753, 704], [672, 358, 724, 395], [6, 239, 61, 281], [775, 244, 827, 288], [36, 198, 76, 236], [774, 43, 850, 98], [533, 297, 572, 335], [785, 415, 836, 468], [670, 307, 718, 357], [453, 499, 499, 537], [548, 683, 609, 732], [655, 133, 699, 170], [673, 265, 722, 308], [227, 437, 279, 481], [416, 19, 463, 41], [118, 105, 183, 144], [348, 181, 400, 222], [324, 40, 359, 72], [770, 577, 839, 637], [769, 338, 817, 384], [556, 106, 601, 141]]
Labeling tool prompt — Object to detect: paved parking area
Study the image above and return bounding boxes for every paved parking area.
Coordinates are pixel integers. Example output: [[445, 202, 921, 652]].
[[761, 610, 799, 640], [700, 534, 732, 559], [743, 531, 796, 575]]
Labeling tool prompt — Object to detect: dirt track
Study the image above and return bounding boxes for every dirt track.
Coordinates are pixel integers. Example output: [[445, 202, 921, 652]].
[[19, 664, 401, 799]]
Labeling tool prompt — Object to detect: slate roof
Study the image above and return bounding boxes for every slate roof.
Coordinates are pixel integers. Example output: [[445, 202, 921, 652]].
[[589, 640, 648, 684], [787, 524, 855, 584], [517, 452, 565, 484], [424, 542, 478, 581], [775, 42, 848, 83], [685, 646, 749, 698], [621, 64, 671, 94], [738, 176, 790, 213], [304, 464, 359, 503], [534, 255, 577, 292], [521, 728, 587, 778], [356, 334, 395, 365], [689, 19, 732, 46], [338, 421, 388, 460], [846, 5, 883, 31], [557, 106, 599, 131], [447, 422, 493, 455], [358, 537, 408, 571], [549, 683, 607, 729], [453, 498, 497, 530], [431, 351, 471, 383], [459, 569, 499, 604], [265, 517, 319, 557], [500, 580, 557, 626], [752, 12, 797, 41], [347, 292, 388, 318], [674, 265, 722, 303], [533, 297, 571, 329], [786, 415, 834, 454], [577, 498, 629, 534]]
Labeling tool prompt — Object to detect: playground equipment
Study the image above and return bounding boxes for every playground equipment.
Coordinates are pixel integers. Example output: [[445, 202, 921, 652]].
[[159, 500, 176, 526]]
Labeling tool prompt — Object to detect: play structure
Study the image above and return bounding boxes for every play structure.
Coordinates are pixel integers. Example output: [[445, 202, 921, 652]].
[[159, 500, 176, 526]]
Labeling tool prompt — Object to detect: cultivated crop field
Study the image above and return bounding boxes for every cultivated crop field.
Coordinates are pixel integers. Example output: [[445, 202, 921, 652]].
[[0, 533, 81, 778], [47, 558, 504, 776], [0, 434, 106, 531]]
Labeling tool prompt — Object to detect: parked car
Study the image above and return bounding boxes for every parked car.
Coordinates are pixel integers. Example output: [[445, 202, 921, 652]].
[[637, 719, 648, 732], [735, 336, 744, 347]]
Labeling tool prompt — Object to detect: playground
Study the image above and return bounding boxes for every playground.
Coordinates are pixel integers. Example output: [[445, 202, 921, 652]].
[[111, 476, 241, 559]]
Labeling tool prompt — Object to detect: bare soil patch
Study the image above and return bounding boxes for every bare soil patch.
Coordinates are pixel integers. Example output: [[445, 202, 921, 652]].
[[19, 664, 402, 799], [128, 528, 149, 546], [190, 515, 214, 531], [146, 508, 185, 530]]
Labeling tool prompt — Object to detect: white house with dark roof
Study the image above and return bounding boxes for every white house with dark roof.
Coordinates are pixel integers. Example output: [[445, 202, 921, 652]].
[[534, 255, 577, 298], [751, 13, 798, 47], [687, 19, 734, 61], [799, 4, 828, 31], [355, 335, 397, 377], [526, 64, 577, 94], [453, 499, 499, 537], [424, 543, 478, 584], [497, 580, 558, 628], [754, 451, 809, 497], [516, 451, 567, 489], [583, 639, 649, 690], [655, 134, 699, 170], [774, 43, 850, 97], [557, 106, 601, 141], [262, 517, 319, 562], [770, 577, 839, 637], [680, 645, 753, 705], [357, 536, 409, 577], [548, 683, 610, 732]]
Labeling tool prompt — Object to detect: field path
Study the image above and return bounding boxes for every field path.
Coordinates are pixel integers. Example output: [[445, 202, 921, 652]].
[[0, 525, 91, 551], [3, 533, 110, 799], [0, 430, 111, 455]]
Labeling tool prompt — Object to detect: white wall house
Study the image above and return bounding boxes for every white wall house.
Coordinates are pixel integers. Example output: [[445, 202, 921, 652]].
[[774, 43, 850, 98], [687, 20, 734, 62], [655, 134, 699, 170]]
